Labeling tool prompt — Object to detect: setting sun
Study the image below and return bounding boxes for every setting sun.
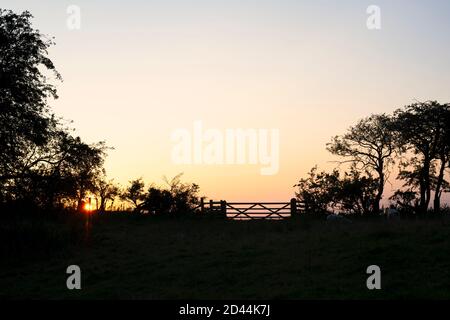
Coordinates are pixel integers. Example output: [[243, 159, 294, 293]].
[[84, 203, 93, 212]]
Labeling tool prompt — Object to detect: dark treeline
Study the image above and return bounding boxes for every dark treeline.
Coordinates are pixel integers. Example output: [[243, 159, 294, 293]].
[[296, 103, 450, 216], [1, 9, 449, 220], [121, 174, 200, 215]]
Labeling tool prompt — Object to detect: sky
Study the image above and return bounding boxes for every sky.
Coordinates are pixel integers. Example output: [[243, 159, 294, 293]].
[[3, 0, 450, 202]]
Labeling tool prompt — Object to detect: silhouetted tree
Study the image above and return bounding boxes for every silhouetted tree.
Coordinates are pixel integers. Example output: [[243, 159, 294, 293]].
[[0, 9, 107, 212], [96, 177, 120, 213], [392, 101, 450, 213], [295, 166, 377, 215], [433, 103, 450, 212], [390, 190, 419, 213], [327, 114, 395, 214], [164, 173, 200, 214], [295, 166, 340, 213], [67, 140, 106, 212], [0, 9, 61, 194], [141, 174, 201, 216], [121, 178, 146, 211], [144, 187, 173, 215], [338, 168, 379, 215]]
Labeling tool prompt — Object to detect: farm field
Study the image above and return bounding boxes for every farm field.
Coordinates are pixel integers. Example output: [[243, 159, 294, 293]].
[[1, 214, 450, 299]]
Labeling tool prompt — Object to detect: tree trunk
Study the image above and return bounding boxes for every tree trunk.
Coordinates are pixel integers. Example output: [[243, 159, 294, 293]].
[[372, 159, 384, 215], [77, 197, 83, 212], [419, 157, 431, 214], [373, 170, 384, 214], [434, 155, 447, 213], [76, 190, 85, 212], [99, 197, 106, 213]]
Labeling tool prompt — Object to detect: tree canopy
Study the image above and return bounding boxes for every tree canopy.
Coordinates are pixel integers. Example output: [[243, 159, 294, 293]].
[[326, 114, 395, 213], [0, 9, 106, 212]]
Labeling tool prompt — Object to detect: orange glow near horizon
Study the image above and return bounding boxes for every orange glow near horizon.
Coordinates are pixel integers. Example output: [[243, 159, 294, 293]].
[[84, 202, 94, 212]]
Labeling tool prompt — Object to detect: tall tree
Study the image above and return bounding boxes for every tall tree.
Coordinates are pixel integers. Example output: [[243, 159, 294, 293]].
[[392, 101, 449, 213], [0, 9, 61, 185], [326, 114, 395, 214], [0, 9, 107, 211], [433, 103, 450, 212]]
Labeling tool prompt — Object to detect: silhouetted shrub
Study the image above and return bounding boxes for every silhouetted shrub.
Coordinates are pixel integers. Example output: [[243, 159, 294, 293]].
[[140, 174, 200, 216], [295, 166, 377, 215]]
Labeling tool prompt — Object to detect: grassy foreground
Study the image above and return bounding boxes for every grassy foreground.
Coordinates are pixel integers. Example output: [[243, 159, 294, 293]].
[[1, 214, 450, 299]]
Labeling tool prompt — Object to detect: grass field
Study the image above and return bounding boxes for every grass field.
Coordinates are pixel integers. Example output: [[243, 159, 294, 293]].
[[1, 214, 450, 299]]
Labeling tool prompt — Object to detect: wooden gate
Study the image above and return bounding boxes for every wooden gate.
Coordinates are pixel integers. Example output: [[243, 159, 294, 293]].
[[197, 198, 305, 220]]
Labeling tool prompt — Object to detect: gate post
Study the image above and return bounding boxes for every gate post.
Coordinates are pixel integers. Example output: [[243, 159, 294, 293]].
[[220, 200, 227, 216], [200, 198, 204, 214], [290, 198, 297, 216]]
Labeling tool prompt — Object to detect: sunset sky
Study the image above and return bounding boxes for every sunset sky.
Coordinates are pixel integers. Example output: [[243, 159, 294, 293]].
[[4, 0, 450, 202]]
